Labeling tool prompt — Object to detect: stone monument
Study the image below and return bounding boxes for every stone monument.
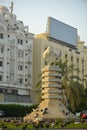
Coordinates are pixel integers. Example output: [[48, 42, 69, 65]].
[[24, 46, 76, 122]]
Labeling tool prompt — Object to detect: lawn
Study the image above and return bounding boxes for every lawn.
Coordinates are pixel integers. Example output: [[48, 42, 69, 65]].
[[0, 119, 87, 129]]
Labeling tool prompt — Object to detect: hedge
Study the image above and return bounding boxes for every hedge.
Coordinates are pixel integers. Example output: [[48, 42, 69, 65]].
[[0, 104, 37, 117]]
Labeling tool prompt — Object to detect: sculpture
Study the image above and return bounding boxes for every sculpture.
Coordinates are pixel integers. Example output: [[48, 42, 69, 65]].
[[24, 46, 76, 123], [43, 46, 61, 65]]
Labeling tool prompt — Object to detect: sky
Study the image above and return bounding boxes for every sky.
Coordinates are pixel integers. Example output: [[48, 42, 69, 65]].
[[0, 0, 87, 44]]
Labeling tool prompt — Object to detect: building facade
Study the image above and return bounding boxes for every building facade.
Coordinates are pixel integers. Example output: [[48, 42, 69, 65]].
[[0, 5, 34, 103], [32, 33, 87, 103]]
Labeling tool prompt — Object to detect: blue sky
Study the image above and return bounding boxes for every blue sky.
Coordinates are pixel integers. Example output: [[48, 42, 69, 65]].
[[0, 0, 87, 44]]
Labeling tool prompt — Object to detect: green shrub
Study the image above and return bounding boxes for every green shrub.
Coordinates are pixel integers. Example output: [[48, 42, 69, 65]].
[[0, 104, 37, 117]]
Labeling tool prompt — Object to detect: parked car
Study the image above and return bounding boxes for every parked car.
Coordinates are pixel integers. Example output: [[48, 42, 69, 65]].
[[80, 110, 87, 119], [0, 110, 5, 117]]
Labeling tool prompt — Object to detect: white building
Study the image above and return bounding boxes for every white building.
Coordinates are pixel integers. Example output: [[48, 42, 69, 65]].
[[0, 5, 34, 104]]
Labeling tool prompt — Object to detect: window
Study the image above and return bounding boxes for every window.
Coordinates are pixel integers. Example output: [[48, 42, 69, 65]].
[[18, 39, 20, 44], [18, 51, 24, 58], [69, 48, 72, 51], [20, 40, 23, 45], [65, 54, 67, 59], [82, 69, 84, 73], [25, 79, 27, 82], [18, 65, 19, 70], [8, 35, 10, 37], [18, 39, 23, 45], [20, 65, 23, 70], [7, 76, 9, 78], [11, 89, 18, 94], [20, 78, 23, 84], [71, 56, 73, 62], [26, 40, 28, 43], [25, 66, 27, 68], [0, 33, 3, 39], [82, 59, 84, 64], [1, 46, 4, 53], [75, 50, 80, 54], [77, 58, 79, 63], [18, 65, 23, 71], [0, 75, 2, 81], [0, 61, 2, 67]]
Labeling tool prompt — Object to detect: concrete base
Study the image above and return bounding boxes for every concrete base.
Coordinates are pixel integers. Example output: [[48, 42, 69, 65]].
[[24, 99, 77, 122]]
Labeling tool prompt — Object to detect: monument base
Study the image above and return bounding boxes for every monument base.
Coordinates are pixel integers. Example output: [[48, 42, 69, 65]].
[[24, 99, 77, 122]]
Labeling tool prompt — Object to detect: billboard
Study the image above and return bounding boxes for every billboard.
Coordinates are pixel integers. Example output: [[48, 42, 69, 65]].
[[47, 17, 77, 46]]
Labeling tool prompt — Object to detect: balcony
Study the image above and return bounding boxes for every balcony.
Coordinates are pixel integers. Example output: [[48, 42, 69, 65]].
[[0, 82, 31, 89]]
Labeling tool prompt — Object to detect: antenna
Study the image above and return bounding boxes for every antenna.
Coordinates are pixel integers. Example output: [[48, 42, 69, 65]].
[[10, 2, 13, 14]]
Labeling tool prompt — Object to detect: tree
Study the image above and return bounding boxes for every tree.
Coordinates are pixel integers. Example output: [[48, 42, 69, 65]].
[[68, 81, 85, 112], [55, 58, 85, 112]]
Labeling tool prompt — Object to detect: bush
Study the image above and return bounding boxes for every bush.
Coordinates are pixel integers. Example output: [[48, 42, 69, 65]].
[[0, 104, 37, 117]]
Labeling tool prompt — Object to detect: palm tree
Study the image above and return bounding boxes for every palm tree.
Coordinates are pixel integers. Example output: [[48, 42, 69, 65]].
[[55, 58, 85, 112], [68, 81, 85, 112]]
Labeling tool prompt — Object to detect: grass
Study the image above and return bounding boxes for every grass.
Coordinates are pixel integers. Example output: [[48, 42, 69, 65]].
[[0, 121, 33, 129], [65, 123, 87, 129], [0, 120, 87, 129]]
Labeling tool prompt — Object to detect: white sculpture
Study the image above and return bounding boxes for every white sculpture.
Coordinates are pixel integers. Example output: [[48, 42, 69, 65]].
[[24, 46, 76, 122], [43, 46, 61, 65]]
